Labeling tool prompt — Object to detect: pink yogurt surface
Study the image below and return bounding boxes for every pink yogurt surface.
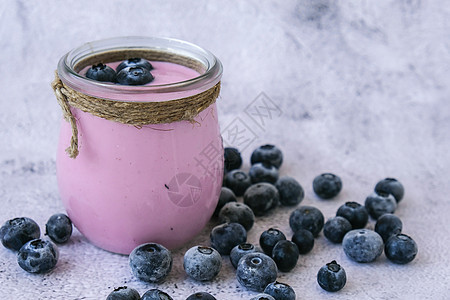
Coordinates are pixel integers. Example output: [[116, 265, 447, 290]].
[[57, 60, 223, 254]]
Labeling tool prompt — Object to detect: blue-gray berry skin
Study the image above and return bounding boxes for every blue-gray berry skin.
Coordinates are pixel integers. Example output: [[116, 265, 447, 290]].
[[375, 214, 403, 243], [183, 246, 222, 281], [225, 170, 252, 197], [186, 292, 216, 300], [230, 243, 257, 269], [317, 260, 346, 292], [323, 216, 352, 244], [375, 178, 404, 203], [250, 144, 283, 169], [250, 294, 276, 300], [116, 57, 153, 72], [45, 213, 72, 244], [272, 240, 299, 272], [236, 252, 278, 292], [244, 183, 280, 216], [259, 228, 287, 257], [365, 192, 397, 220], [106, 286, 140, 300], [312, 173, 342, 199], [210, 222, 247, 255], [116, 66, 154, 85], [385, 234, 418, 264], [336, 202, 368, 229], [141, 288, 173, 300], [218, 202, 255, 231], [342, 229, 384, 263], [129, 243, 172, 282], [291, 229, 314, 254], [289, 206, 324, 237], [275, 176, 304, 206], [264, 281, 296, 300], [85, 63, 116, 82], [214, 187, 237, 217], [17, 239, 59, 273], [0, 217, 40, 251], [249, 162, 279, 184], [224, 147, 242, 171]]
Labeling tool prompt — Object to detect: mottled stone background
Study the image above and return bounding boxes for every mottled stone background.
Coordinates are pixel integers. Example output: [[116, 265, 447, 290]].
[[0, 0, 449, 299]]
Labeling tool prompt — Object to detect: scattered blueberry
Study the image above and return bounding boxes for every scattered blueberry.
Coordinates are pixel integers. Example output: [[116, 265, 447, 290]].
[[230, 243, 257, 269], [365, 192, 397, 220], [275, 176, 304, 206], [45, 213, 72, 244], [244, 183, 280, 216], [259, 228, 286, 257], [375, 178, 404, 203], [224, 147, 242, 171], [116, 66, 154, 85], [291, 229, 315, 254], [224, 170, 252, 197], [0, 217, 40, 251], [141, 288, 173, 300], [271, 240, 299, 272], [210, 222, 247, 255], [183, 246, 222, 281], [264, 281, 296, 300], [336, 201, 368, 229], [317, 260, 346, 292], [312, 173, 342, 199], [186, 292, 216, 300], [385, 234, 418, 264], [342, 229, 384, 263], [218, 202, 255, 231], [250, 144, 283, 168], [323, 216, 352, 244], [85, 63, 116, 82], [116, 57, 153, 72], [249, 162, 279, 184], [249, 294, 276, 300], [375, 214, 403, 243], [17, 238, 59, 273], [129, 243, 172, 282], [236, 252, 278, 292], [106, 286, 140, 300], [289, 206, 324, 237], [213, 187, 237, 217]]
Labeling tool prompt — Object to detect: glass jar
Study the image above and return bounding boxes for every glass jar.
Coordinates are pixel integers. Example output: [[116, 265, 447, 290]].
[[55, 37, 223, 254]]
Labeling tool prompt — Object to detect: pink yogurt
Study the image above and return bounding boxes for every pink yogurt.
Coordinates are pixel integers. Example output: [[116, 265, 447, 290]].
[[56, 37, 223, 254]]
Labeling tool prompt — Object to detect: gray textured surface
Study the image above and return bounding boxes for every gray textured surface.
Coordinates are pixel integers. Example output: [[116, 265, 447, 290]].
[[1, 0, 449, 299]]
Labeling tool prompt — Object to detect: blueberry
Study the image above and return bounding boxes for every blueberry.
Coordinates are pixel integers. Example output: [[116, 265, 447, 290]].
[[213, 187, 237, 217], [244, 183, 280, 216], [336, 201, 368, 229], [141, 288, 173, 300], [250, 294, 276, 300], [375, 178, 404, 203], [236, 252, 278, 292], [291, 229, 314, 254], [218, 202, 255, 231], [275, 176, 304, 206], [186, 292, 216, 300], [271, 240, 299, 272], [17, 239, 59, 273], [85, 63, 116, 82], [317, 260, 346, 292], [224, 147, 242, 171], [342, 229, 384, 263], [116, 66, 154, 85], [312, 173, 342, 199], [210, 222, 247, 255], [45, 213, 72, 244], [129, 243, 172, 282], [0, 217, 40, 251], [224, 170, 252, 197], [249, 162, 279, 184], [365, 192, 397, 220], [259, 228, 286, 257], [323, 216, 352, 244], [183, 246, 222, 281], [385, 234, 418, 264], [289, 206, 324, 237], [116, 57, 153, 72], [230, 243, 257, 269], [375, 214, 403, 243], [250, 144, 283, 168], [263, 281, 296, 300], [106, 286, 140, 300]]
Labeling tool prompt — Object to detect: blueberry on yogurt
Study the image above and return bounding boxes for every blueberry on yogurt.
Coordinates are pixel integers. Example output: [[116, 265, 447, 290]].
[[116, 57, 153, 72], [116, 66, 154, 85], [85, 63, 116, 82]]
